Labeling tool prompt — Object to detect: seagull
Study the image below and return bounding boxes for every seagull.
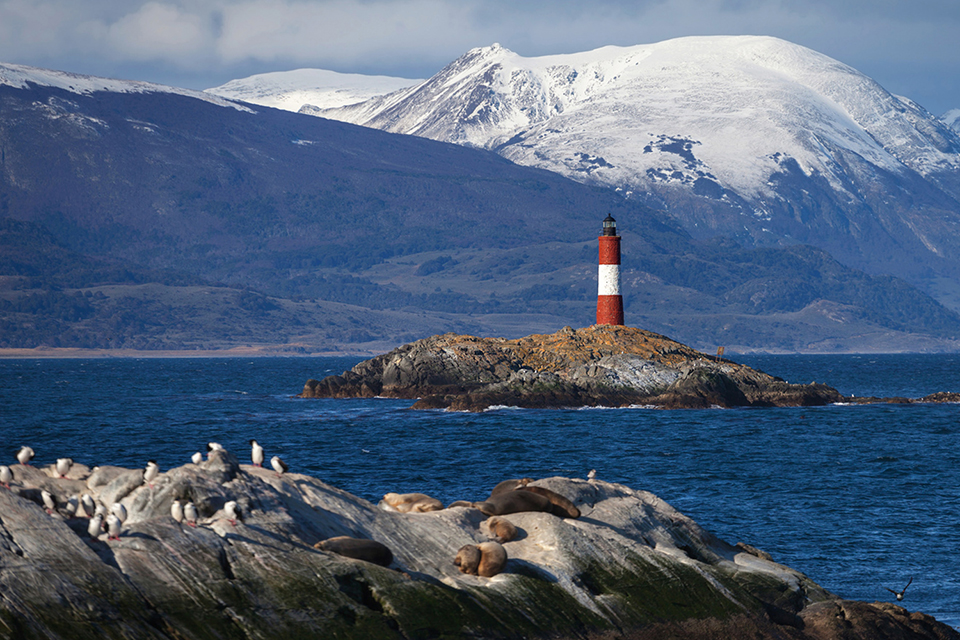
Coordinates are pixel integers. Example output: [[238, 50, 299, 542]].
[[41, 490, 56, 514], [223, 500, 241, 525], [206, 442, 224, 460], [111, 503, 127, 524], [0, 465, 11, 488], [87, 514, 103, 540], [270, 456, 288, 477], [55, 458, 73, 478], [106, 514, 122, 540], [65, 496, 79, 517], [80, 494, 96, 518], [183, 502, 198, 527], [587, 469, 597, 481], [191, 452, 203, 465], [249, 440, 264, 467], [94, 502, 107, 519], [16, 446, 34, 466], [143, 460, 160, 487], [885, 577, 913, 601], [171, 499, 184, 524]]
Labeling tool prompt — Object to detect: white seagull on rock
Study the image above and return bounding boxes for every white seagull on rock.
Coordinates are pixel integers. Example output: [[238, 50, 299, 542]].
[[111, 503, 127, 524], [106, 514, 122, 540], [270, 456, 288, 477], [41, 490, 56, 514], [87, 514, 103, 540], [224, 500, 241, 525], [184, 502, 199, 527], [0, 465, 12, 488], [143, 460, 159, 487], [249, 440, 264, 467], [191, 452, 203, 465], [16, 446, 34, 466], [171, 499, 184, 524], [55, 458, 73, 478]]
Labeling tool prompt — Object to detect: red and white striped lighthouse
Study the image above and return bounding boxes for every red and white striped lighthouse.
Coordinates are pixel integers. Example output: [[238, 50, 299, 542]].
[[597, 215, 624, 326]]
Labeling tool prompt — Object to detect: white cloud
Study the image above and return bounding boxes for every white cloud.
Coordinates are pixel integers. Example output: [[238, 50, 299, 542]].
[[101, 2, 212, 61]]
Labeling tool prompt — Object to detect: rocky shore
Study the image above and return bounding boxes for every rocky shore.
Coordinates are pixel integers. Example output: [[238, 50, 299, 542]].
[[1, 450, 956, 640], [300, 325, 848, 410]]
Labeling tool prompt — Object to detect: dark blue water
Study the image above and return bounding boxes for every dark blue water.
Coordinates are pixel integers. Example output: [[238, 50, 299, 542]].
[[1, 354, 958, 628]]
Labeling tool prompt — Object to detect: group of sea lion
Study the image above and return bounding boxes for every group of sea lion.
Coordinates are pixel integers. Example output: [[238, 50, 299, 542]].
[[313, 478, 580, 577]]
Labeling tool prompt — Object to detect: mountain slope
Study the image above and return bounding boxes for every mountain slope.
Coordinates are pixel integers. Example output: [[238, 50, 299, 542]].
[[309, 36, 960, 301], [206, 68, 422, 111], [2, 62, 960, 353]]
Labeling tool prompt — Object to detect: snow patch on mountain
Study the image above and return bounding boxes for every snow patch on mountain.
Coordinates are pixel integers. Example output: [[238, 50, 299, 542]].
[[945, 108, 960, 133], [206, 69, 422, 111], [312, 37, 960, 205], [0, 62, 254, 113]]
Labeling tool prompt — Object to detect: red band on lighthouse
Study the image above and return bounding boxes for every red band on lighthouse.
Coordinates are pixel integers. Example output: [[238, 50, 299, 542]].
[[597, 216, 624, 326]]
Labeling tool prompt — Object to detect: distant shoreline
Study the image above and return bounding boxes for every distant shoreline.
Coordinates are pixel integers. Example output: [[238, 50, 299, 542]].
[[0, 347, 377, 359]]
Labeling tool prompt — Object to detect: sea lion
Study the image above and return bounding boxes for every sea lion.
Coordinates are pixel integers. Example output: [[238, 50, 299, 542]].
[[446, 500, 474, 509], [476, 541, 507, 577], [488, 478, 533, 499], [454, 544, 481, 575], [314, 536, 393, 567], [382, 492, 443, 513], [517, 486, 580, 519], [482, 516, 518, 543]]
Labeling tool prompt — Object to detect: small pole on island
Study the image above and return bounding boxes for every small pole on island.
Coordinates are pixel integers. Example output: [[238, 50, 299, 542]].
[[597, 215, 624, 326]]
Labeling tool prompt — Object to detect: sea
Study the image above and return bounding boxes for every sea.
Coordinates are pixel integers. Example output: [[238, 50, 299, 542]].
[[1, 353, 958, 629]]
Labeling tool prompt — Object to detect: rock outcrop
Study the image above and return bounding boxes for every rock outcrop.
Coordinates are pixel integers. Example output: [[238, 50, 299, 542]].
[[300, 325, 843, 410], [1, 451, 956, 640]]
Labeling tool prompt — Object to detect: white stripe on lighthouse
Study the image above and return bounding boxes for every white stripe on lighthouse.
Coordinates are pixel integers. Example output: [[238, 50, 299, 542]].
[[598, 264, 621, 296]]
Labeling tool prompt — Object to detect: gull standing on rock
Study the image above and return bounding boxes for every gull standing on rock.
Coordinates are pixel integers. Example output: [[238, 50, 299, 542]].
[[106, 514, 122, 540], [55, 458, 73, 478], [171, 499, 184, 524], [41, 490, 56, 514], [111, 503, 127, 524], [143, 460, 159, 487], [206, 443, 224, 459], [87, 514, 103, 540], [224, 500, 241, 525], [191, 452, 203, 465], [271, 456, 288, 477], [0, 465, 11, 488], [80, 494, 96, 518], [184, 502, 198, 527], [16, 446, 34, 466], [250, 440, 264, 467]]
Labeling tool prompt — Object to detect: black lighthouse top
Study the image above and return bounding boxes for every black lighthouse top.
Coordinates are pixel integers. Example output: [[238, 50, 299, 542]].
[[602, 215, 618, 236]]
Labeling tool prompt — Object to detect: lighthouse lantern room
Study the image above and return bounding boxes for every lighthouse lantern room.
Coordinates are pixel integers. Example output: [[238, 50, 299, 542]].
[[596, 215, 624, 326]]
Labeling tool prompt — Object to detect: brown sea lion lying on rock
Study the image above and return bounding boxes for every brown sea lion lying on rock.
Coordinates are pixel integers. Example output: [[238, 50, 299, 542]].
[[382, 492, 443, 513], [481, 516, 518, 543], [488, 478, 533, 498], [479, 479, 580, 519], [313, 536, 394, 567], [455, 541, 507, 577]]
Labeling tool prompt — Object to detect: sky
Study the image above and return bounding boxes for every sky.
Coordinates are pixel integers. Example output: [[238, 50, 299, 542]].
[[1, 0, 958, 116]]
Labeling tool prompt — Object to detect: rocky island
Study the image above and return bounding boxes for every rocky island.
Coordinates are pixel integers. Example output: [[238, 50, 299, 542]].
[[1, 449, 956, 640], [300, 325, 846, 410]]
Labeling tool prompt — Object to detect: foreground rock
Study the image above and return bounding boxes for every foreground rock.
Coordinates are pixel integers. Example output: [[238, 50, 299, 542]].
[[300, 325, 844, 410], [1, 453, 956, 640]]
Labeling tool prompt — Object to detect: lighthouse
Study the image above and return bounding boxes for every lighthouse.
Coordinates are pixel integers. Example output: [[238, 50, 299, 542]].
[[596, 215, 624, 326]]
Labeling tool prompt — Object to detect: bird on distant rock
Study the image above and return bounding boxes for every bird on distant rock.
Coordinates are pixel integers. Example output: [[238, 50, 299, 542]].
[[223, 500, 241, 526], [87, 514, 103, 540], [184, 502, 198, 527], [16, 446, 34, 466], [143, 460, 159, 487], [65, 496, 79, 517], [55, 458, 73, 479], [206, 443, 224, 459], [171, 499, 184, 524], [270, 456, 288, 477], [587, 469, 597, 481], [249, 440, 264, 467], [191, 452, 203, 465], [94, 502, 107, 519], [0, 465, 12, 489], [885, 577, 913, 601], [80, 494, 96, 519], [41, 490, 56, 514], [106, 514, 122, 541], [111, 503, 127, 524]]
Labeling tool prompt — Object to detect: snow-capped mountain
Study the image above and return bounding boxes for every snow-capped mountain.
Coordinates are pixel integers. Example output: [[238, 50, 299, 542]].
[[0, 62, 253, 113], [308, 37, 960, 293], [945, 108, 960, 134], [206, 69, 422, 111]]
